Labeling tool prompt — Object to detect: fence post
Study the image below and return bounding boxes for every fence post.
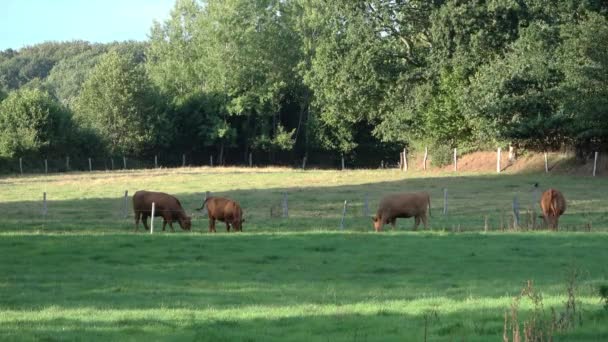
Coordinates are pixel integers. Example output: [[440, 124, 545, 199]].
[[423, 146, 428, 170], [282, 192, 288, 218], [44, 159, 48, 174], [340, 200, 348, 229], [123, 156, 127, 170], [341, 155, 345, 171], [111, 158, 114, 170], [508, 145, 515, 164], [593, 152, 598, 177], [544, 153, 548, 173], [512, 196, 520, 229], [123, 190, 129, 219], [88, 158, 92, 172], [210, 155, 214, 167], [248, 152, 253, 167], [364, 193, 370, 217], [497, 147, 501, 173], [150, 202, 155, 234], [154, 155, 158, 169], [42, 192, 48, 217], [443, 188, 448, 215], [453, 148, 457, 171], [66, 156, 70, 171], [302, 155, 307, 169], [182, 154, 186, 167], [19, 157, 23, 175], [403, 148, 408, 172]]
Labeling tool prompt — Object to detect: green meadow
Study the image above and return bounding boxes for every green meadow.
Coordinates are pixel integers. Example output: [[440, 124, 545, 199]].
[[1, 167, 608, 341]]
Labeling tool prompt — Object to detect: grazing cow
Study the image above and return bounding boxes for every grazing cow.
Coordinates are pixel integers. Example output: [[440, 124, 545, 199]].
[[540, 188, 566, 230], [196, 197, 244, 232], [133, 190, 192, 232], [373, 192, 431, 232]]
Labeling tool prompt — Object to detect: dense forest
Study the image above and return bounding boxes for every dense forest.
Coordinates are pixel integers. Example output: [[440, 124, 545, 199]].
[[1, 0, 607, 170]]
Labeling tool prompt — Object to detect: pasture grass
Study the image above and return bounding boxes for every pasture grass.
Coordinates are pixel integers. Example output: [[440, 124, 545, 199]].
[[1, 167, 608, 340]]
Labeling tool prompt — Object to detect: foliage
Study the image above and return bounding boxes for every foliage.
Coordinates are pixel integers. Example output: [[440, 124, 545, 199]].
[[75, 50, 163, 155], [0, 88, 72, 157]]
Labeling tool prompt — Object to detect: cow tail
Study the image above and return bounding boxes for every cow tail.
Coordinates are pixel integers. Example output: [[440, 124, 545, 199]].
[[550, 189, 557, 216], [195, 197, 210, 211]]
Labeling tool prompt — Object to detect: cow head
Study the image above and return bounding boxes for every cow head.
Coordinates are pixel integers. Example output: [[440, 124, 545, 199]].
[[372, 215, 382, 232], [179, 216, 192, 230], [233, 218, 245, 232]]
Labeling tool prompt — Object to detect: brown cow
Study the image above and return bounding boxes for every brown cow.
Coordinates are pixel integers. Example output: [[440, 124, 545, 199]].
[[196, 196, 244, 232], [540, 188, 566, 230], [133, 190, 192, 232], [372, 192, 431, 232]]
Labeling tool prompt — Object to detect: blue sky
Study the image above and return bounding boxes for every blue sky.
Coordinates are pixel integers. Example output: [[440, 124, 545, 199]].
[[0, 0, 176, 50]]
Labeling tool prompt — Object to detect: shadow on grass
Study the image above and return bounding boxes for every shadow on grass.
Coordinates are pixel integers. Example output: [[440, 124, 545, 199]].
[[1, 172, 607, 233]]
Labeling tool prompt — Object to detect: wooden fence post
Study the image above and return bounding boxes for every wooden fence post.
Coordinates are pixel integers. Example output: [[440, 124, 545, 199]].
[[210, 155, 214, 167], [302, 155, 307, 169], [111, 158, 114, 171], [497, 147, 501, 173], [150, 202, 155, 234], [42, 192, 48, 217], [340, 200, 348, 229], [66, 156, 70, 171], [123, 190, 129, 219], [19, 157, 23, 175], [512, 196, 520, 229], [453, 148, 457, 171], [182, 154, 186, 167], [544, 153, 548, 173], [443, 188, 448, 215], [154, 155, 158, 169], [282, 192, 289, 218], [123, 156, 127, 170], [88, 158, 92, 172], [249, 152, 253, 167], [44, 159, 48, 174], [423, 146, 428, 171], [593, 152, 598, 177], [341, 155, 345, 171]]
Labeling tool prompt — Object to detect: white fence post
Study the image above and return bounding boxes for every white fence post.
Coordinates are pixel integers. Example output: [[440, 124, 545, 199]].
[[593, 152, 598, 177], [403, 148, 408, 172], [150, 202, 155, 234], [44, 159, 48, 174], [302, 155, 307, 169], [111, 158, 114, 170], [544, 153, 548, 173], [154, 155, 158, 169], [182, 154, 186, 167], [19, 157, 23, 175], [340, 200, 348, 229], [210, 155, 214, 167], [497, 147, 501, 173], [88, 158, 92, 172], [249, 152, 253, 167], [123, 156, 127, 170], [66, 156, 70, 171], [341, 155, 345, 171], [453, 148, 457, 171], [423, 146, 428, 171]]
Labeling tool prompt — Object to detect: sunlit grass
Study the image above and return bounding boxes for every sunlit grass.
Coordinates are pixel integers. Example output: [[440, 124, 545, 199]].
[[1, 168, 608, 340]]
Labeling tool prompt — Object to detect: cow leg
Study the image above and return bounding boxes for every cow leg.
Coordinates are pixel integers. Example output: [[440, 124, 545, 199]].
[[413, 216, 420, 231], [226, 222, 231, 232], [141, 214, 150, 231], [209, 217, 216, 233], [421, 214, 428, 230], [161, 219, 167, 232], [169, 221, 175, 232], [134, 212, 140, 231]]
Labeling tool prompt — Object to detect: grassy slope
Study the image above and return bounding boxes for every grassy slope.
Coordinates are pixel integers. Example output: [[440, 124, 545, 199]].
[[1, 167, 608, 341]]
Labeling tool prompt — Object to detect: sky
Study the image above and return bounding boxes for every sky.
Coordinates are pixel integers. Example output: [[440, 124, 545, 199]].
[[0, 0, 176, 50]]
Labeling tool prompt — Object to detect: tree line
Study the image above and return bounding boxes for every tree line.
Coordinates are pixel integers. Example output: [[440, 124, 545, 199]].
[[1, 0, 607, 170]]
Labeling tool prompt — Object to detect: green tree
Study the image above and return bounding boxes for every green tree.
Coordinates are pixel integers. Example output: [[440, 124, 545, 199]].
[[0, 88, 71, 157], [75, 50, 163, 155]]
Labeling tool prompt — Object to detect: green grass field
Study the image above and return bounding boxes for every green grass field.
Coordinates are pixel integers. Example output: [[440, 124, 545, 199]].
[[1, 167, 608, 341]]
